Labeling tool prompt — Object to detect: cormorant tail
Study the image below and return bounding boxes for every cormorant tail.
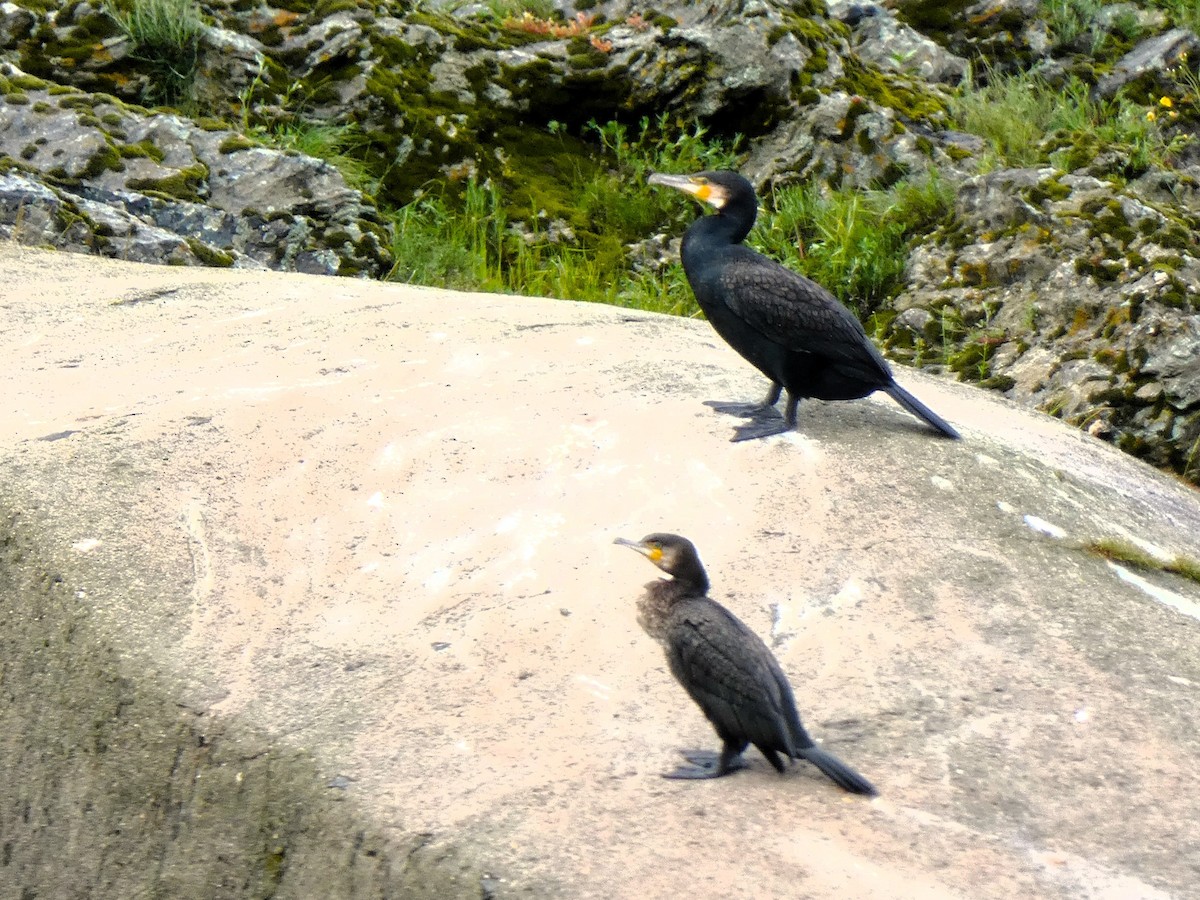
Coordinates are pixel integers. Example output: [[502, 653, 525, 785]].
[[798, 746, 877, 796], [885, 384, 960, 440]]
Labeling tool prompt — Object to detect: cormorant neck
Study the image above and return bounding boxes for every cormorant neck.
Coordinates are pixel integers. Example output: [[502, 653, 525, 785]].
[[686, 192, 757, 248], [669, 557, 709, 594]]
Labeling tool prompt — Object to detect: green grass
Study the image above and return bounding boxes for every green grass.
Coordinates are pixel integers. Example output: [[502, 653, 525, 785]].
[[387, 177, 700, 315], [949, 70, 1068, 168], [578, 116, 743, 237], [949, 70, 1187, 176], [259, 121, 376, 192], [386, 115, 741, 315], [753, 175, 954, 318], [1041, 0, 1142, 53], [1153, 0, 1200, 33], [384, 117, 952, 320], [1086, 537, 1200, 585], [106, 0, 205, 105]]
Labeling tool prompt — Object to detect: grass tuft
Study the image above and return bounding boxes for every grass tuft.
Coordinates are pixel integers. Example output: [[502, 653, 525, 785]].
[[1086, 537, 1200, 585], [754, 175, 954, 318], [386, 115, 741, 314], [949, 70, 1189, 177], [107, 0, 206, 106]]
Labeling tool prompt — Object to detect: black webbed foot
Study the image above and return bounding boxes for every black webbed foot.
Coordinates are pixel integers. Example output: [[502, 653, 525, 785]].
[[662, 749, 748, 780]]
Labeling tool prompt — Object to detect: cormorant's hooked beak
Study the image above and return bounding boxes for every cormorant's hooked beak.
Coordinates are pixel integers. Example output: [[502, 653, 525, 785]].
[[614, 536, 663, 562], [647, 172, 727, 210]]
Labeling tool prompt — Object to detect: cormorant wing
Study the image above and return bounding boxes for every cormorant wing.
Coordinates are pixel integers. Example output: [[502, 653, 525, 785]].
[[717, 250, 890, 376], [665, 598, 798, 758]]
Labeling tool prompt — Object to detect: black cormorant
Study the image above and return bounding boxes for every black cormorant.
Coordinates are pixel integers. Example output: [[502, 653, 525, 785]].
[[615, 532, 877, 795], [648, 170, 960, 441]]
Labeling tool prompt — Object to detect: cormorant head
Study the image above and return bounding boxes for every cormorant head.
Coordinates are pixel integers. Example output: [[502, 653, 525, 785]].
[[647, 170, 756, 212], [614, 532, 709, 589]]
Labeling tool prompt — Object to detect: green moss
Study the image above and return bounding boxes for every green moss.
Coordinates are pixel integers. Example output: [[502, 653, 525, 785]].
[[186, 238, 236, 267], [10, 73, 48, 91], [794, 86, 821, 106], [1160, 284, 1187, 309], [20, 7, 123, 81], [408, 9, 503, 53], [126, 163, 208, 202], [893, 0, 974, 32], [118, 140, 165, 162], [78, 143, 124, 179], [1025, 177, 1071, 205], [566, 50, 607, 70], [1150, 254, 1184, 272], [836, 56, 946, 123], [766, 25, 792, 46], [980, 374, 1017, 391], [56, 95, 95, 111], [218, 135, 258, 154], [1098, 347, 1130, 373], [947, 339, 997, 382], [1155, 221, 1192, 251]]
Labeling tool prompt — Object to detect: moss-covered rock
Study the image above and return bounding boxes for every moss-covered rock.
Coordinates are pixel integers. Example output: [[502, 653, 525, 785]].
[[0, 60, 392, 276], [883, 165, 1200, 484]]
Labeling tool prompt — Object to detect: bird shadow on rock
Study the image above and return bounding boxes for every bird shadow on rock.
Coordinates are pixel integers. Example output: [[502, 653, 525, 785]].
[[703, 399, 790, 442], [703, 398, 944, 442]]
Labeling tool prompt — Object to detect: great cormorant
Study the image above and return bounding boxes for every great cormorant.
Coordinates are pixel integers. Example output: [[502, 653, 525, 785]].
[[648, 170, 959, 441], [615, 532, 877, 795]]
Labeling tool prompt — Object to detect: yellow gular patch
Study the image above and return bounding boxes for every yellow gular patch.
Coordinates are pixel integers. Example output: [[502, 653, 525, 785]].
[[695, 184, 712, 202], [648, 546, 663, 561]]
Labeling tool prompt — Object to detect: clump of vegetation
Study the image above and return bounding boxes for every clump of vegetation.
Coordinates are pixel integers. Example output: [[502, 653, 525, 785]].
[[1161, 52, 1200, 121], [579, 116, 741, 241], [1086, 537, 1200, 585], [106, 0, 206, 106], [256, 120, 375, 191], [754, 175, 954, 318], [949, 70, 1189, 176], [1042, 0, 1142, 53], [1153, 0, 1200, 33], [451, 0, 558, 23], [386, 115, 741, 315], [502, 10, 597, 38], [386, 177, 698, 314], [230, 66, 376, 192], [384, 114, 950, 320]]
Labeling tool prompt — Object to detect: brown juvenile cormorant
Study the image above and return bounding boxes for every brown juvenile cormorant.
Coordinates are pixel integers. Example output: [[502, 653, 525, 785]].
[[648, 170, 960, 442], [615, 532, 877, 795]]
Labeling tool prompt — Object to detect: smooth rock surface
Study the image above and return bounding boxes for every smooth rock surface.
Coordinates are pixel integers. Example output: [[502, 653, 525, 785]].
[[2, 246, 1199, 898]]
